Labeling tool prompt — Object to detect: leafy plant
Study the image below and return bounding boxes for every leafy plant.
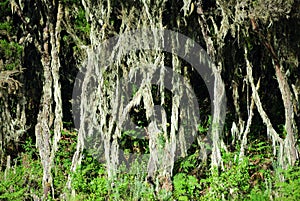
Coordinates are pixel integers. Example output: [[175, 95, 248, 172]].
[[0, 153, 42, 200], [200, 152, 251, 200], [275, 164, 300, 200], [173, 173, 201, 200], [71, 154, 108, 200]]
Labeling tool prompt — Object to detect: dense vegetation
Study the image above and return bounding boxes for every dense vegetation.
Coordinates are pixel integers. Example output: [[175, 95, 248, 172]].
[[0, 0, 299, 200]]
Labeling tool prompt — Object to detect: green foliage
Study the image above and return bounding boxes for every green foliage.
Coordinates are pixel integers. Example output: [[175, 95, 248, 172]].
[[0, 0, 299, 200], [275, 164, 300, 200], [71, 155, 108, 200], [62, 0, 90, 45], [200, 152, 251, 200], [120, 128, 150, 155], [0, 0, 10, 19], [0, 38, 23, 71], [173, 173, 201, 200], [0, 21, 11, 33], [0, 133, 299, 200], [72, 157, 157, 200], [0, 0, 23, 71], [23, 137, 36, 156], [0, 153, 42, 200], [109, 160, 156, 201], [176, 151, 199, 174], [198, 115, 211, 133], [248, 185, 272, 201], [53, 129, 77, 196], [74, 8, 90, 34]]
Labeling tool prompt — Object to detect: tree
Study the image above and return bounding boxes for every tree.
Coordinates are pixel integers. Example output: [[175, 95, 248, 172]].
[[0, 0, 299, 199], [0, 0, 26, 169], [11, 0, 63, 198]]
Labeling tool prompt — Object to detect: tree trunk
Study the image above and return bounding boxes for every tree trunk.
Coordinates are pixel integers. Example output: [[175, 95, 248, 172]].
[[11, 0, 63, 198]]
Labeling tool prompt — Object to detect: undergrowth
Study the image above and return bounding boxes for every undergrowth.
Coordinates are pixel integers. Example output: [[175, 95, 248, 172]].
[[0, 132, 299, 200]]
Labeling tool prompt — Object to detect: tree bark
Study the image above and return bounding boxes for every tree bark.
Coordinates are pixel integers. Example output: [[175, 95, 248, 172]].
[[250, 18, 299, 167], [11, 0, 64, 198]]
